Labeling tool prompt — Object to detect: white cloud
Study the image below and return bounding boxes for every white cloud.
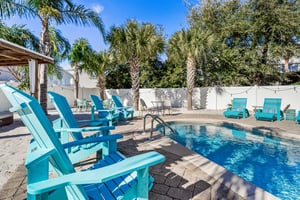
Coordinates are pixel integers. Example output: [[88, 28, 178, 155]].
[[93, 4, 104, 14]]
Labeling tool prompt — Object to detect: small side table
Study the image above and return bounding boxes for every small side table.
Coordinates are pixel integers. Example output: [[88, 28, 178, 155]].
[[286, 109, 296, 121]]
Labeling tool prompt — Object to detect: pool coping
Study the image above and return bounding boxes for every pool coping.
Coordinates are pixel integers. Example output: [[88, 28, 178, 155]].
[[164, 117, 300, 142]]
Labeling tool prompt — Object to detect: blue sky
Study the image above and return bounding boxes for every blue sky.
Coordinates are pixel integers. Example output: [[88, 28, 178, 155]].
[[5, 0, 196, 67]]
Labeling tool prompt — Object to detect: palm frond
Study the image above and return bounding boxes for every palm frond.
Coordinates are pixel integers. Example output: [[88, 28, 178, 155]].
[[57, 4, 105, 40]]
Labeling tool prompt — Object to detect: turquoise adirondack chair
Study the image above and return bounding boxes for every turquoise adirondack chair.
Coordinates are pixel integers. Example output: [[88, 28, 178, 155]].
[[90, 94, 119, 126], [48, 91, 109, 128], [0, 84, 165, 200], [296, 111, 300, 124], [48, 91, 116, 163], [111, 95, 134, 120], [254, 98, 284, 122], [223, 98, 249, 119]]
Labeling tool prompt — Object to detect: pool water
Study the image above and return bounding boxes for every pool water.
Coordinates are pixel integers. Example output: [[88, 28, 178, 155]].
[[159, 122, 300, 199]]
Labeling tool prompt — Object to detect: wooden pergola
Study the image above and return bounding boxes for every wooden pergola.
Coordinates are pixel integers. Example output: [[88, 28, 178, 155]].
[[0, 38, 54, 97], [0, 39, 53, 66], [0, 39, 54, 126]]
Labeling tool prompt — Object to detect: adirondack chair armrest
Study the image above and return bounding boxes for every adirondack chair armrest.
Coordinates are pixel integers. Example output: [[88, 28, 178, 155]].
[[61, 134, 123, 149], [54, 125, 115, 133], [27, 151, 165, 195], [25, 148, 56, 168], [96, 109, 117, 115], [114, 106, 134, 111]]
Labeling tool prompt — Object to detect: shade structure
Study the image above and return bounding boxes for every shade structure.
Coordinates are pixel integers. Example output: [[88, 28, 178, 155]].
[[0, 38, 54, 97]]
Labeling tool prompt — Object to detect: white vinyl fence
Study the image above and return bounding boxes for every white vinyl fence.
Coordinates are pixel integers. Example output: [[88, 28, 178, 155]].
[[1, 83, 300, 114]]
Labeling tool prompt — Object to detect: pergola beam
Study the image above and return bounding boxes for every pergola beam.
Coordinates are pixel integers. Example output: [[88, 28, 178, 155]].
[[0, 39, 54, 99], [0, 39, 54, 66]]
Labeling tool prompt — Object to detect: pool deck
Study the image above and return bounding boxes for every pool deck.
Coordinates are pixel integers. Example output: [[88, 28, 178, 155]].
[[0, 108, 299, 199]]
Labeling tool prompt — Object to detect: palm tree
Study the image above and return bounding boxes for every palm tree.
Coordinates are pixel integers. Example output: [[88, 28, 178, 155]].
[[106, 20, 165, 110], [48, 27, 71, 66], [47, 27, 71, 88], [69, 38, 93, 106], [168, 27, 214, 110], [82, 50, 113, 100], [0, 0, 105, 113], [0, 20, 39, 50]]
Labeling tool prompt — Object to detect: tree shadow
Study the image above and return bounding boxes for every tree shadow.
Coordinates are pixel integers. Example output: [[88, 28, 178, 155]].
[[0, 133, 30, 139]]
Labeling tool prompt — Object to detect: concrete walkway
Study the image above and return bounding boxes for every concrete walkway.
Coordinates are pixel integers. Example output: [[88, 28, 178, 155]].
[[0, 108, 299, 199]]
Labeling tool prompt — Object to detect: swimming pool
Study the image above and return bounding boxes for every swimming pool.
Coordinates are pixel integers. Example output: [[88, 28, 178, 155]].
[[158, 122, 300, 200]]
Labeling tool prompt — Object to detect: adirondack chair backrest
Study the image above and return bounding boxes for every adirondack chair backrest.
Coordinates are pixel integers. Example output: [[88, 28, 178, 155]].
[[90, 95, 105, 110], [262, 98, 281, 114], [231, 98, 247, 112], [90, 95, 112, 119], [48, 91, 83, 140], [0, 84, 86, 198], [112, 95, 123, 107]]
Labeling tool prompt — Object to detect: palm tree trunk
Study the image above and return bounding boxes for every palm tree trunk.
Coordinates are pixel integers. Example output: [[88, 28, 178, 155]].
[[261, 41, 269, 66], [74, 63, 79, 106], [186, 54, 196, 111], [39, 17, 51, 114], [98, 75, 106, 100], [284, 57, 289, 72], [130, 57, 139, 111]]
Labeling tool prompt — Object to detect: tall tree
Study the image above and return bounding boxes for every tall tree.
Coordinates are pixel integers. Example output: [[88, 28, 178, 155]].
[[189, 0, 300, 86], [0, 0, 105, 113], [82, 50, 113, 100], [189, 0, 253, 86], [107, 20, 165, 110], [69, 38, 93, 106], [105, 63, 132, 89], [47, 26, 71, 86], [248, 0, 300, 72], [168, 27, 214, 110]]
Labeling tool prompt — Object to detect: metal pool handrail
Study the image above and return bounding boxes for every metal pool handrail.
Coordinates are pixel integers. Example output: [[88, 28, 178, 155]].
[[143, 113, 175, 138]]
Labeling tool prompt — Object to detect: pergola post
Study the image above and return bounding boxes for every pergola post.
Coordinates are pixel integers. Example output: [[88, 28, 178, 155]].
[[29, 59, 39, 99]]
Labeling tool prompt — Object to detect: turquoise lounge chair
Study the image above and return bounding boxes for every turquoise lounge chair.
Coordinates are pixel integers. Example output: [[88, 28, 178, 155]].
[[112, 95, 134, 120], [297, 111, 300, 124], [223, 98, 249, 119], [48, 91, 108, 128], [0, 84, 165, 200], [90, 94, 119, 126], [254, 98, 284, 122], [48, 91, 115, 163]]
